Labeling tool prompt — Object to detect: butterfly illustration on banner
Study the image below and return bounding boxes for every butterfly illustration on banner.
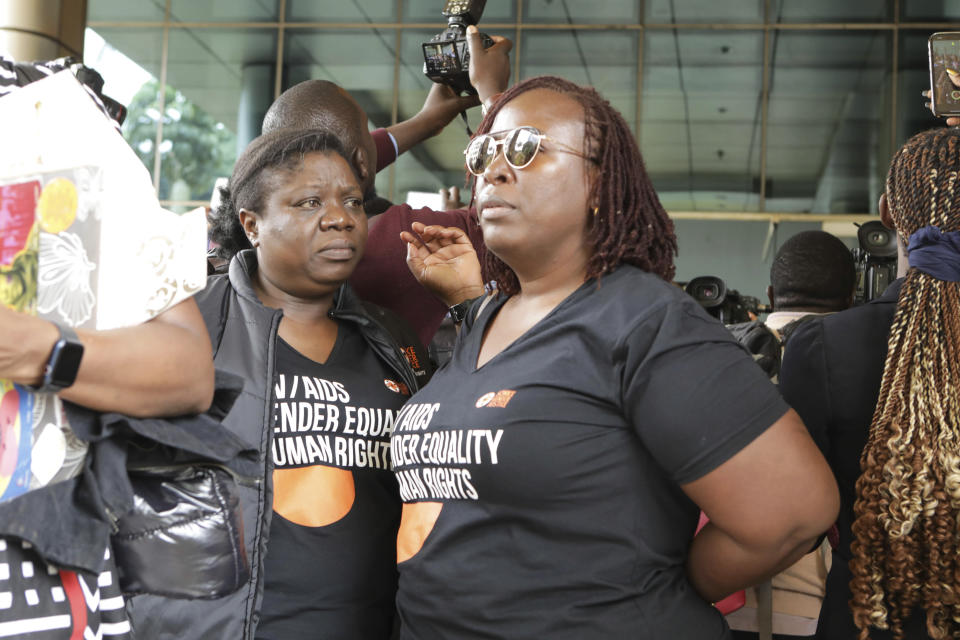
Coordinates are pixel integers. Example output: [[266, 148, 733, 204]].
[[38, 230, 96, 326], [0, 167, 100, 504], [35, 172, 100, 327]]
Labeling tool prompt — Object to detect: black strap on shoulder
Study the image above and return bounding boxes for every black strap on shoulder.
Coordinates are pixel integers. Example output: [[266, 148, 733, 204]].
[[725, 320, 781, 380], [777, 314, 819, 346]]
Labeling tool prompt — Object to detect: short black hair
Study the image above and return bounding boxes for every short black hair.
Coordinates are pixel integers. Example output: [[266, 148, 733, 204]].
[[769, 230, 855, 311], [208, 128, 353, 259]]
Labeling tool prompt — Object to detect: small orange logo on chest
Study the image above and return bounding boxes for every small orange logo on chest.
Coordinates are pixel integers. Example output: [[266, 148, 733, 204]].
[[475, 389, 516, 408], [384, 379, 410, 395]]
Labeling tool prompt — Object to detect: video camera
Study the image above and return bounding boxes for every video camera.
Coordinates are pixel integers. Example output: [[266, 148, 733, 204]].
[[422, 0, 495, 95], [852, 221, 898, 305], [684, 275, 769, 325]]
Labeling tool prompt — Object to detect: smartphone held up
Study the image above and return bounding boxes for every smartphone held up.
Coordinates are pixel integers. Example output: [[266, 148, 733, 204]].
[[929, 32, 960, 116]]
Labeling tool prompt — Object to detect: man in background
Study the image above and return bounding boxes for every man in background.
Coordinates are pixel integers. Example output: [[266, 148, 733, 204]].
[[728, 229, 855, 640], [765, 229, 857, 340]]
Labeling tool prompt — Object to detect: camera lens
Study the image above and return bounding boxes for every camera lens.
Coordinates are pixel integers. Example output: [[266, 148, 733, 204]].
[[696, 285, 717, 299], [867, 230, 889, 246]]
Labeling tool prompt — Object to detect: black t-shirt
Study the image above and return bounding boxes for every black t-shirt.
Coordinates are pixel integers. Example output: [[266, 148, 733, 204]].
[[392, 265, 789, 640], [256, 324, 408, 640]]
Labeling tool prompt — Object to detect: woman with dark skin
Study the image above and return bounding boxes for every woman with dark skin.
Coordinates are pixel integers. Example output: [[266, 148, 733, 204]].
[[395, 76, 839, 639], [781, 128, 960, 640], [129, 129, 433, 639]]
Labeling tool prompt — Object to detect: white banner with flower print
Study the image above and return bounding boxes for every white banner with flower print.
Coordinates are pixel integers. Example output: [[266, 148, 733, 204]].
[[0, 71, 207, 503], [0, 70, 207, 331]]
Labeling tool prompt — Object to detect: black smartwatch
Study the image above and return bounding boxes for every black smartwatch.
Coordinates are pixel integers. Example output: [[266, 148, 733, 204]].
[[448, 300, 472, 325], [31, 322, 84, 393]]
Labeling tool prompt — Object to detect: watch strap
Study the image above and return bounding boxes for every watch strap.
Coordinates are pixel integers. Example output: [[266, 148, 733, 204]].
[[448, 300, 472, 324], [56, 322, 79, 344]]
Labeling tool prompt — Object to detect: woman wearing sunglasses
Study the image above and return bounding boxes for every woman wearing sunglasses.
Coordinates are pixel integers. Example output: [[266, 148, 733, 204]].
[[394, 75, 839, 639]]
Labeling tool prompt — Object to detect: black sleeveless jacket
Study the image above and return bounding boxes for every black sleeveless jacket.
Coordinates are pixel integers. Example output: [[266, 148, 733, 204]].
[[126, 250, 432, 639]]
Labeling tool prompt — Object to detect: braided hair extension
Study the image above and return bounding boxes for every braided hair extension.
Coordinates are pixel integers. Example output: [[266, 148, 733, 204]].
[[208, 128, 355, 259], [849, 128, 960, 639], [471, 76, 677, 296]]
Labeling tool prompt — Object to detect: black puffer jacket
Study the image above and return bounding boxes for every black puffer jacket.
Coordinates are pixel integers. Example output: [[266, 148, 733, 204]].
[[126, 250, 433, 639]]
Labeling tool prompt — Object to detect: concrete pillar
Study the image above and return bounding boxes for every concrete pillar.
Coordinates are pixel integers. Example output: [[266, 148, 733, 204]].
[[236, 62, 274, 153], [0, 0, 86, 61]]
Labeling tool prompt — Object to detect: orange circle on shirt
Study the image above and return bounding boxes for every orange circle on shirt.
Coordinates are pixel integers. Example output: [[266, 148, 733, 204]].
[[272, 466, 355, 527]]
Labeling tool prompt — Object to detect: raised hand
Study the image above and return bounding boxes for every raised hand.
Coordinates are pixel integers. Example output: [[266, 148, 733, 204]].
[[466, 25, 512, 105], [402, 222, 484, 307]]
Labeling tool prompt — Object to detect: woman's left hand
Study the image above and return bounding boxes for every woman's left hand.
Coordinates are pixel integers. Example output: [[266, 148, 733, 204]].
[[402, 222, 485, 307]]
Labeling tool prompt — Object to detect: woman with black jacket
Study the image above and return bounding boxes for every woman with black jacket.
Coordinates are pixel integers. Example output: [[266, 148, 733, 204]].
[[126, 128, 433, 639]]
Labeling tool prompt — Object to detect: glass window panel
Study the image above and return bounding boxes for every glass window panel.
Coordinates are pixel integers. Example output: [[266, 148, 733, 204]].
[[284, 29, 398, 96], [900, 31, 931, 70], [902, 0, 960, 21], [403, 0, 515, 23], [284, 29, 400, 198], [170, 0, 280, 22], [641, 30, 763, 212], [645, 0, 763, 24], [897, 31, 943, 147], [518, 31, 637, 128], [84, 28, 164, 187], [765, 31, 890, 213], [84, 28, 162, 102], [87, 0, 166, 22], [152, 29, 274, 203], [770, 0, 892, 22], [287, 0, 396, 23], [389, 28, 514, 204], [524, 0, 639, 24]]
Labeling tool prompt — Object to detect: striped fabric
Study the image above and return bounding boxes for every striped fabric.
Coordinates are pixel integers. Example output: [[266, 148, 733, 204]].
[[0, 56, 123, 130], [0, 539, 131, 639]]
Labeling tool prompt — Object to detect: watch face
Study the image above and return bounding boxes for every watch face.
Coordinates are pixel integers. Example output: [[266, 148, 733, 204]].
[[49, 339, 84, 387]]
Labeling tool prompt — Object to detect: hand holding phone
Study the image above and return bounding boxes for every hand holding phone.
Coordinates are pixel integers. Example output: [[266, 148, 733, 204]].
[[928, 32, 960, 116]]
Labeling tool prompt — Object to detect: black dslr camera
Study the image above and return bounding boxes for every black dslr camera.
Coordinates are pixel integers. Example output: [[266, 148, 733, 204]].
[[422, 0, 494, 95], [684, 276, 768, 324], [852, 221, 898, 305]]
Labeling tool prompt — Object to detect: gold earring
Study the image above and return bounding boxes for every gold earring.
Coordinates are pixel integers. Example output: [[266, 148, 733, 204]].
[[591, 206, 599, 217]]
